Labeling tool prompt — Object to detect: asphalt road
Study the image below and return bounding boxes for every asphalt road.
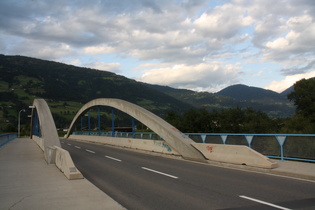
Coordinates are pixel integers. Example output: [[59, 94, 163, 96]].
[[61, 139, 315, 210]]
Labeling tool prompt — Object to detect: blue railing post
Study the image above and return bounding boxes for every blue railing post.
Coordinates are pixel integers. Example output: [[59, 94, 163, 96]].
[[132, 117, 135, 138], [98, 106, 101, 136], [201, 135, 206, 143], [276, 136, 287, 161], [88, 110, 91, 136], [220, 135, 227, 144], [245, 135, 254, 148], [111, 108, 115, 137], [80, 116, 83, 131]]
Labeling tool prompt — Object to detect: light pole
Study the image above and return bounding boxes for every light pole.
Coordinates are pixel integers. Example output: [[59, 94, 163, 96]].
[[18, 109, 25, 138]]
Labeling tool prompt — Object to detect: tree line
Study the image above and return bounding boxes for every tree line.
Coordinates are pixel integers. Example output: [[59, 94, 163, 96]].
[[165, 78, 315, 134]]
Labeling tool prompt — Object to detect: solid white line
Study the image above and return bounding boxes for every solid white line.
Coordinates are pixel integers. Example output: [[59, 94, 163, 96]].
[[141, 167, 178, 179], [85, 149, 95, 154], [239, 195, 291, 210], [67, 143, 71, 146], [74, 146, 81, 149], [105, 156, 122, 162]]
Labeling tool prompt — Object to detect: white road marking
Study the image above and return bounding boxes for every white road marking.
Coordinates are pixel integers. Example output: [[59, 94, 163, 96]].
[[85, 149, 95, 154], [141, 167, 178, 179], [67, 143, 71, 146], [74, 146, 81, 149], [239, 195, 291, 210], [105, 156, 122, 162]]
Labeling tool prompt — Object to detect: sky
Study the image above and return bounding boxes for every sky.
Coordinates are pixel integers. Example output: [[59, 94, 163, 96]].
[[1, 0, 315, 93]]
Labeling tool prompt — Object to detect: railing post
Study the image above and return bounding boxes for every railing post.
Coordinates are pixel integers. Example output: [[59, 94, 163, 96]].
[[111, 108, 115, 137], [132, 117, 135, 138], [98, 106, 101, 136], [245, 135, 254, 148], [276, 136, 287, 161], [80, 116, 83, 131], [201, 135, 206, 143], [88, 110, 91, 136], [220, 135, 227, 144]]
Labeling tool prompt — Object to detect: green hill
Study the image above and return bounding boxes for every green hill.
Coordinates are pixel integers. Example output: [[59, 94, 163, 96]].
[[0, 54, 192, 131], [143, 83, 295, 118]]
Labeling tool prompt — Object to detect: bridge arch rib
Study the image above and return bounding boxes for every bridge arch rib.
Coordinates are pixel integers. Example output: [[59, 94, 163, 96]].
[[66, 98, 206, 162], [31, 99, 61, 163]]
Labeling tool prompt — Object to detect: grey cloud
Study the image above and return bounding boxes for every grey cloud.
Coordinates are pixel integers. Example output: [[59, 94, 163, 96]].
[[281, 60, 315, 76]]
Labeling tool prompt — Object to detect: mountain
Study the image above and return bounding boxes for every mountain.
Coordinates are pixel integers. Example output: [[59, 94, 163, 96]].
[[216, 84, 286, 102], [0, 54, 193, 129], [143, 83, 295, 118]]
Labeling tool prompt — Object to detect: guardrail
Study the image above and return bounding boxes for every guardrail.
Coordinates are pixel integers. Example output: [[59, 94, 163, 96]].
[[0, 133, 18, 148], [73, 131, 315, 163]]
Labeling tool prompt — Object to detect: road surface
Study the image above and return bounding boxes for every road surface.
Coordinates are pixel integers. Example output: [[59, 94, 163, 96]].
[[61, 139, 315, 210]]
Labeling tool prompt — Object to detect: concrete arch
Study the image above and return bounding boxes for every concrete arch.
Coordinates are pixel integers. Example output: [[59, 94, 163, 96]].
[[31, 99, 61, 163], [66, 98, 206, 162]]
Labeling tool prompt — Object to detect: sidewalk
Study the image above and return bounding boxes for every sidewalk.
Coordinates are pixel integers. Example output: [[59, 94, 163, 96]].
[[271, 159, 315, 181], [0, 138, 125, 210]]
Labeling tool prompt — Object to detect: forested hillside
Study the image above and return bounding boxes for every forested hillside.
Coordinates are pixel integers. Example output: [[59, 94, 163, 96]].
[[0, 54, 192, 132], [143, 83, 295, 118]]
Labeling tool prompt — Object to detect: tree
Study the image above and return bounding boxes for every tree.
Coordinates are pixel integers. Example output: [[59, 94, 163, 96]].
[[288, 78, 315, 122]]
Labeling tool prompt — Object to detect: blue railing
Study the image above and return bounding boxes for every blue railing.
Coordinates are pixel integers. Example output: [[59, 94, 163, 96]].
[[72, 131, 315, 163], [0, 133, 18, 148]]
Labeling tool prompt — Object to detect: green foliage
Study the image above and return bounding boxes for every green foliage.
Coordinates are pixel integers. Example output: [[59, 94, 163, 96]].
[[288, 78, 315, 120], [165, 107, 282, 133]]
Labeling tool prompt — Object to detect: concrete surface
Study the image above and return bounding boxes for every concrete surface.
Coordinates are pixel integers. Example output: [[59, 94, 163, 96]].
[[271, 159, 315, 181], [191, 142, 278, 169], [68, 135, 180, 155], [0, 138, 125, 210], [55, 146, 84, 180], [31, 99, 61, 163], [65, 98, 206, 162]]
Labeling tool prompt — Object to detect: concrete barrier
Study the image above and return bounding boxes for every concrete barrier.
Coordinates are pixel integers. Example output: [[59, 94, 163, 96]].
[[32, 135, 44, 151], [191, 143, 278, 169], [68, 135, 180, 156], [55, 146, 83, 180]]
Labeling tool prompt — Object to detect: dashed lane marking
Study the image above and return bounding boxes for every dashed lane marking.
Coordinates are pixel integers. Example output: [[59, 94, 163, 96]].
[[141, 167, 178, 179]]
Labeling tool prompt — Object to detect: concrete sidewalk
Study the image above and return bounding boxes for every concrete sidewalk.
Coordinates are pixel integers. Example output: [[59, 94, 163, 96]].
[[271, 159, 315, 181], [0, 138, 125, 210]]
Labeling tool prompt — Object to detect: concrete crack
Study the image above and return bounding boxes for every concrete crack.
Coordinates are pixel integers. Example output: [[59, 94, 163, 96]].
[[9, 195, 31, 210]]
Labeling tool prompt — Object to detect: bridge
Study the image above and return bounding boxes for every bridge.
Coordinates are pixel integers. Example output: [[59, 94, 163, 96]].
[[1, 98, 315, 209]]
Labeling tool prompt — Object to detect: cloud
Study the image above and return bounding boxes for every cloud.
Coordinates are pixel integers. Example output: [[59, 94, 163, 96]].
[[1, 0, 315, 92], [266, 71, 315, 93], [139, 62, 240, 92], [85, 62, 121, 73]]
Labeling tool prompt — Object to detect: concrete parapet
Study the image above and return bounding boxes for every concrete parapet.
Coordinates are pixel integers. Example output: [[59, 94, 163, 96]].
[[191, 143, 278, 169], [55, 146, 83, 180], [32, 135, 44, 151], [68, 135, 180, 156]]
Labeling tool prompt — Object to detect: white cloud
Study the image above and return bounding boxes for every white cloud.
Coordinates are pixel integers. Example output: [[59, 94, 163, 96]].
[[266, 71, 315, 93], [84, 62, 121, 73], [1, 0, 315, 92], [139, 62, 240, 92]]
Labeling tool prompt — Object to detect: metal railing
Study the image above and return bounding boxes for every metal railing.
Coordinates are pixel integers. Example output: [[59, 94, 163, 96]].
[[0, 133, 18, 148], [72, 131, 315, 163]]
